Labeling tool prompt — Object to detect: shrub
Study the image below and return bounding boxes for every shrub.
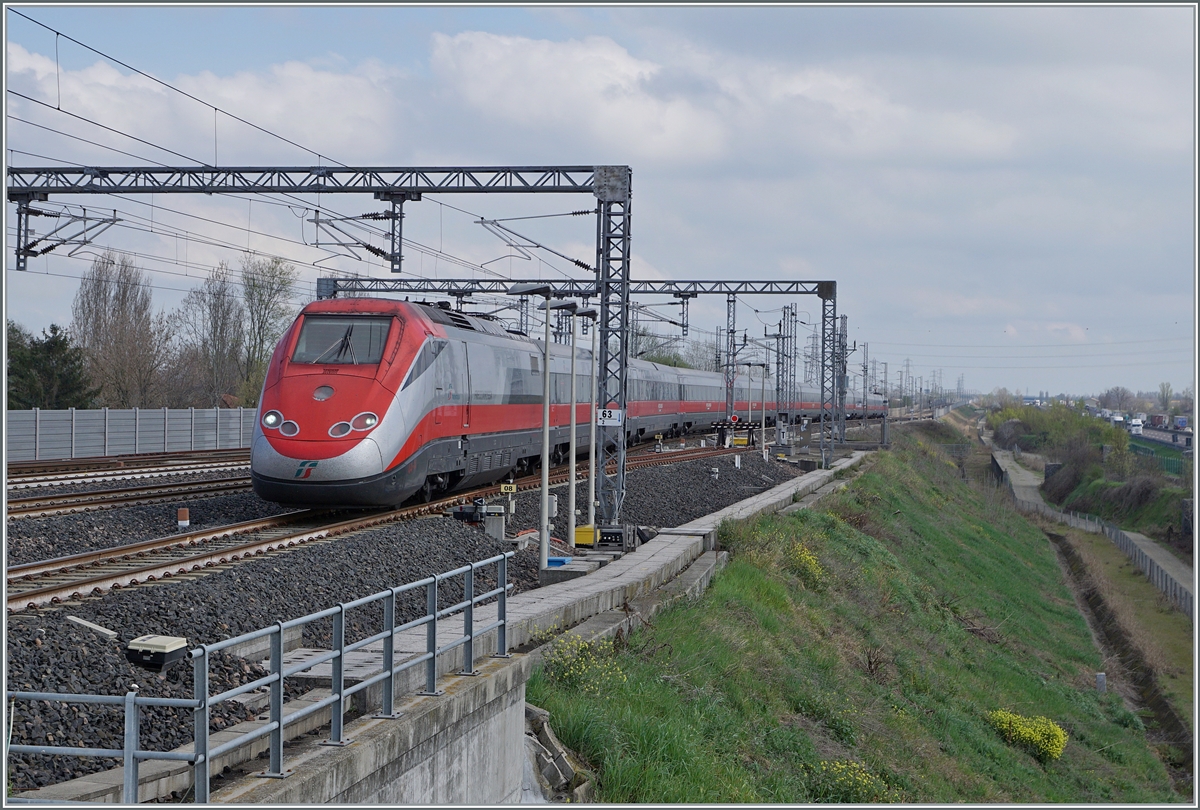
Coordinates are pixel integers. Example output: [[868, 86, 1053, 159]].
[[540, 634, 627, 695], [1111, 476, 1161, 512], [986, 709, 1068, 762], [786, 541, 826, 589], [808, 759, 898, 802]]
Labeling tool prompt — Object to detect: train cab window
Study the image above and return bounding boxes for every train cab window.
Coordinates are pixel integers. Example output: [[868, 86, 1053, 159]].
[[293, 316, 393, 365], [402, 338, 449, 390]]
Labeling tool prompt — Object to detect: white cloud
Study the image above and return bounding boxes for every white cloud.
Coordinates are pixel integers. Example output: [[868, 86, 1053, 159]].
[[6, 42, 405, 165], [429, 31, 727, 161], [4, 9, 1194, 395]]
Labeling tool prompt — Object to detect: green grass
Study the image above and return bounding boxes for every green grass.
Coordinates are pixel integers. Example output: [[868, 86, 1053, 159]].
[[1130, 437, 1186, 462], [1050, 522, 1193, 729], [526, 433, 1181, 803], [1061, 477, 1191, 540]]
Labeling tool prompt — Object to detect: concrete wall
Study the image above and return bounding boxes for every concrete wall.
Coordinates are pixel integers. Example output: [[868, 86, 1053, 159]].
[[212, 655, 531, 805]]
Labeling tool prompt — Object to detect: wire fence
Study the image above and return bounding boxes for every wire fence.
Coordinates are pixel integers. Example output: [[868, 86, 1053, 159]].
[[1129, 443, 1193, 478]]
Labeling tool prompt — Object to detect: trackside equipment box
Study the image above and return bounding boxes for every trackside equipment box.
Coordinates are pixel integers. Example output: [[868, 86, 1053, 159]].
[[125, 635, 188, 672]]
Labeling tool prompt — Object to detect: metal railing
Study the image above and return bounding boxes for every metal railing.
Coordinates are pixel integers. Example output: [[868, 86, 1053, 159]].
[[6, 552, 514, 804], [994, 462, 1193, 620], [1129, 444, 1193, 478]]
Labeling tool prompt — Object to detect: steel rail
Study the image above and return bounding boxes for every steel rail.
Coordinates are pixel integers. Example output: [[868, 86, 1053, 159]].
[[6, 511, 401, 612], [6, 461, 251, 491], [5, 444, 743, 612], [6, 449, 250, 476], [6, 511, 315, 581], [6, 476, 253, 519]]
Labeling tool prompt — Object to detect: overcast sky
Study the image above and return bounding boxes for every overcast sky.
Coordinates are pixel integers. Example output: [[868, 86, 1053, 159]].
[[4, 5, 1196, 400]]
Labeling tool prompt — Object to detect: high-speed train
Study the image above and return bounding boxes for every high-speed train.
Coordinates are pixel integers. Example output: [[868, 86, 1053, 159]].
[[250, 297, 885, 507]]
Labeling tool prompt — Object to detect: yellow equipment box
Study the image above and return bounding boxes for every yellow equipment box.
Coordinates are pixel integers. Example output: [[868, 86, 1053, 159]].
[[575, 524, 596, 546]]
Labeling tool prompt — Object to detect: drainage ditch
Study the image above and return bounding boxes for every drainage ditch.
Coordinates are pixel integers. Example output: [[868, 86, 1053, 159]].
[[1045, 530, 1192, 798]]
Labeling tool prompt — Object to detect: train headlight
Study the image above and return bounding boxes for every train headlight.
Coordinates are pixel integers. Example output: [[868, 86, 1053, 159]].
[[352, 412, 379, 431], [262, 410, 283, 429], [329, 422, 352, 438], [279, 421, 300, 437]]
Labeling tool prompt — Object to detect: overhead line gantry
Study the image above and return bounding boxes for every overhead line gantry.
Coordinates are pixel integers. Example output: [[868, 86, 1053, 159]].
[[7, 163, 841, 517]]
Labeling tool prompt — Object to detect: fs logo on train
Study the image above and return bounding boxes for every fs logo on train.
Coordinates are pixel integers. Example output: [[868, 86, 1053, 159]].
[[294, 460, 319, 479]]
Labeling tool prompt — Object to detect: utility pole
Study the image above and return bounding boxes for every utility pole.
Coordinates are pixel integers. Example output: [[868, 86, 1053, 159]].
[[725, 294, 737, 419], [904, 358, 912, 412], [766, 319, 787, 444], [861, 342, 868, 426], [836, 315, 849, 442], [788, 305, 799, 420]]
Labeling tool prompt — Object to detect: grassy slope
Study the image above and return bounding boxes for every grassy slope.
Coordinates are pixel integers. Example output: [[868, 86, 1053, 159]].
[[527, 429, 1179, 803], [1062, 477, 1191, 540]]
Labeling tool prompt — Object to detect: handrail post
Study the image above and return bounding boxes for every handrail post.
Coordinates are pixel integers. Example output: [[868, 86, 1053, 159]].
[[418, 580, 443, 696], [459, 564, 479, 675], [378, 589, 400, 718], [322, 604, 353, 745], [193, 649, 210, 803], [259, 622, 287, 777], [493, 554, 512, 658], [123, 690, 140, 803]]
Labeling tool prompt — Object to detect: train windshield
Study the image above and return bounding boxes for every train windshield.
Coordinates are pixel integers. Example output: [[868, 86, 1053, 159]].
[[292, 316, 393, 365]]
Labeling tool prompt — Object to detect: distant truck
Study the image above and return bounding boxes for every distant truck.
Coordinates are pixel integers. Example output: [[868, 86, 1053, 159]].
[[1112, 415, 1125, 428], [1129, 418, 1143, 435], [1150, 414, 1168, 428], [1175, 415, 1190, 430]]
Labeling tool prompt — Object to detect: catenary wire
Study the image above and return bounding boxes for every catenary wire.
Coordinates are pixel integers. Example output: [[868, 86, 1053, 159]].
[[9, 8, 344, 167]]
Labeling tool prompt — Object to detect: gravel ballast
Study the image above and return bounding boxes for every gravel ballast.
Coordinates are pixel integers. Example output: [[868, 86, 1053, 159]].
[[5, 517, 541, 793], [6, 467, 249, 499], [5, 447, 806, 794], [6, 492, 291, 566], [504, 450, 801, 535]]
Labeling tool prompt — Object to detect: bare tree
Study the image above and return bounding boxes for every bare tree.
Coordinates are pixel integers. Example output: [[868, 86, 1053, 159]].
[[239, 256, 298, 405], [1099, 386, 1134, 411], [680, 334, 721, 373], [1158, 382, 1173, 412], [70, 252, 173, 407], [176, 263, 246, 407]]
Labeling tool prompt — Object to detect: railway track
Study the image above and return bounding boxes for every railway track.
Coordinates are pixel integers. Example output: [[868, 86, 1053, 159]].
[[6, 448, 249, 477], [6, 444, 742, 612], [6, 460, 251, 492], [6, 476, 254, 519]]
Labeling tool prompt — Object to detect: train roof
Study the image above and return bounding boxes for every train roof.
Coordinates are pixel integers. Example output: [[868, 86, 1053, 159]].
[[299, 296, 516, 338]]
